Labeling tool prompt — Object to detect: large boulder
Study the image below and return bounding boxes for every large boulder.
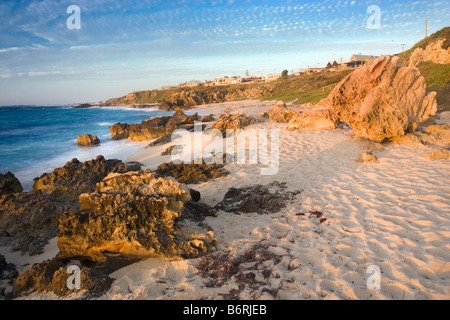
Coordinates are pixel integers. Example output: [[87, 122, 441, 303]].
[[0, 172, 23, 196], [77, 134, 100, 146], [57, 170, 216, 263], [212, 113, 257, 137], [287, 107, 339, 131], [320, 55, 437, 142]]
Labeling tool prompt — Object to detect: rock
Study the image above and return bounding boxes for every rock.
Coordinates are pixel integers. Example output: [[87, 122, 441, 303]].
[[286, 108, 339, 131], [57, 170, 216, 263], [0, 156, 141, 255], [362, 141, 385, 152], [215, 182, 301, 215], [32, 155, 141, 202], [212, 113, 257, 137], [76, 134, 100, 146], [0, 254, 18, 281], [355, 152, 379, 164], [424, 148, 450, 160], [0, 172, 23, 196], [189, 189, 201, 202], [439, 111, 450, 120], [202, 114, 216, 122], [320, 55, 437, 142], [155, 160, 229, 184], [409, 39, 450, 67], [12, 258, 113, 298], [110, 111, 201, 141], [263, 102, 301, 123]]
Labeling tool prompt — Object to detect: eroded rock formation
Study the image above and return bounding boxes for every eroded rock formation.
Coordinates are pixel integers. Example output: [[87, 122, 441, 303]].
[[320, 55, 437, 142], [260, 102, 301, 123], [0, 172, 23, 196], [77, 134, 100, 146], [212, 113, 257, 137], [57, 170, 216, 263]]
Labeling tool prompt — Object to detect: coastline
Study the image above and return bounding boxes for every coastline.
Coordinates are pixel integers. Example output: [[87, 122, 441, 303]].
[[94, 100, 450, 299]]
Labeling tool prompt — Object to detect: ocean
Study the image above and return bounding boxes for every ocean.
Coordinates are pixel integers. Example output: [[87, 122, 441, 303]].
[[0, 105, 175, 190]]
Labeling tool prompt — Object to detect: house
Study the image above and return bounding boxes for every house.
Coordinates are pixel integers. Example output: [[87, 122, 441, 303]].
[[201, 81, 214, 86], [305, 68, 327, 74], [261, 74, 281, 82], [349, 55, 379, 66], [214, 77, 235, 86]]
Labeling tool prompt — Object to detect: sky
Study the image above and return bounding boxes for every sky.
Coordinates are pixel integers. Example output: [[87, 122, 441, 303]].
[[0, 0, 449, 106]]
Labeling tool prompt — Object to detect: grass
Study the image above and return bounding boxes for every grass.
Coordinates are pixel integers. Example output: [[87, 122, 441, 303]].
[[416, 62, 450, 112], [259, 69, 352, 104]]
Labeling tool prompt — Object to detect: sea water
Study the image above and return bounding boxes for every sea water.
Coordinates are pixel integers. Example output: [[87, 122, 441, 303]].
[[0, 105, 174, 190]]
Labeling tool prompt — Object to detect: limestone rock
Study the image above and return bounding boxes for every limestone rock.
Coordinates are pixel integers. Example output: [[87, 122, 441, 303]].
[[0, 156, 141, 255], [57, 170, 216, 263], [212, 113, 257, 137], [0, 172, 23, 196], [355, 152, 379, 164], [155, 160, 229, 184], [320, 55, 437, 142], [287, 108, 339, 131], [76, 134, 100, 146], [409, 39, 450, 67], [262, 102, 301, 123], [424, 148, 450, 160]]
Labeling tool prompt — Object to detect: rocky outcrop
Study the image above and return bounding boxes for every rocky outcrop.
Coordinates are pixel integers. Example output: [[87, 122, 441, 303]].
[[215, 182, 301, 215], [109, 111, 201, 141], [409, 39, 450, 67], [390, 124, 450, 148], [57, 170, 216, 263], [77, 134, 100, 146], [320, 55, 437, 142], [286, 107, 339, 131], [212, 113, 257, 137], [0, 156, 142, 255], [261, 102, 301, 123], [1, 254, 18, 299], [155, 160, 229, 184], [12, 258, 113, 298], [0, 172, 23, 196]]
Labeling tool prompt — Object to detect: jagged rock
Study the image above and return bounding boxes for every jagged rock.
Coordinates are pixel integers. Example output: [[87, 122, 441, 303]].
[[0, 172, 23, 196], [57, 170, 216, 263], [32, 155, 140, 202], [12, 258, 113, 298], [110, 111, 201, 141], [355, 152, 379, 164], [409, 39, 450, 67], [155, 160, 229, 184], [215, 182, 301, 215], [212, 113, 257, 137], [76, 134, 100, 146], [320, 55, 437, 142], [424, 148, 450, 160], [390, 124, 450, 148], [0, 254, 18, 281], [287, 108, 339, 131], [0, 156, 141, 255], [261, 102, 301, 123]]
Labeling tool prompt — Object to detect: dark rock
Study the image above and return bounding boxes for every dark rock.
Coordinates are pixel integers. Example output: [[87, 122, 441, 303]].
[[189, 189, 201, 202], [181, 201, 217, 222], [215, 182, 301, 214], [0, 254, 18, 281], [155, 160, 229, 184], [0, 172, 23, 196]]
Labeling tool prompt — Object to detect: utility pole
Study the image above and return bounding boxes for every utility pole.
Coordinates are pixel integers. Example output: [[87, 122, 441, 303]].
[[426, 18, 428, 38], [401, 44, 406, 52]]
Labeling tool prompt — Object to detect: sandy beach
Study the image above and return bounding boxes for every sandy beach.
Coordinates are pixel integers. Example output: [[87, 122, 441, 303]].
[[2, 98, 448, 300]]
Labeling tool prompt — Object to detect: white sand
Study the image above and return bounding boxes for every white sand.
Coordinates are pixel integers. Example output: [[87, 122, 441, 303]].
[[11, 100, 450, 300], [104, 100, 450, 300]]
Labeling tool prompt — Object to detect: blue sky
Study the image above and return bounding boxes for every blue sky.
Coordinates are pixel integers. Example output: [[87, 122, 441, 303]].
[[0, 0, 448, 106]]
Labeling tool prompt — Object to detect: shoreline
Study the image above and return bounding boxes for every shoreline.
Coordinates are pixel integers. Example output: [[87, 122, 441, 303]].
[[3, 99, 449, 300]]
